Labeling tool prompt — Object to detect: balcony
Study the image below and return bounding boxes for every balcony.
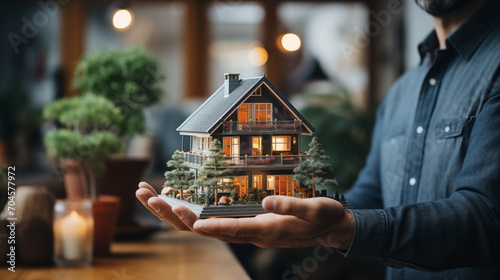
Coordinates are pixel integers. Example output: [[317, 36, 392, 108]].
[[180, 152, 305, 168], [222, 120, 302, 133]]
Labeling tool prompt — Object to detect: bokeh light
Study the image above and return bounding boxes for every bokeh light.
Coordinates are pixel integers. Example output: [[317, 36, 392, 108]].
[[112, 9, 133, 30], [281, 33, 301, 52], [248, 46, 268, 66]]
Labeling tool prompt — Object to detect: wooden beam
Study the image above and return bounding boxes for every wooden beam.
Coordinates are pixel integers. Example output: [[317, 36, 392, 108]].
[[183, 0, 209, 98], [261, 0, 282, 91], [60, 0, 86, 97]]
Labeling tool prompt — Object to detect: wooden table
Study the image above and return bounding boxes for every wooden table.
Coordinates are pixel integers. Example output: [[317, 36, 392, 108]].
[[2, 230, 250, 280]]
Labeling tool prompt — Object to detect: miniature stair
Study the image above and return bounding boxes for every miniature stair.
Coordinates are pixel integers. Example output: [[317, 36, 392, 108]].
[[159, 196, 269, 218]]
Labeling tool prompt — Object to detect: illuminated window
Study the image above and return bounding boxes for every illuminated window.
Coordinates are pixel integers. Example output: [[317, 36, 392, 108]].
[[223, 137, 239, 157], [255, 103, 272, 121], [252, 137, 262, 156], [253, 175, 262, 189], [272, 136, 291, 151], [198, 137, 211, 150], [267, 175, 297, 196], [238, 103, 253, 121], [238, 103, 272, 122], [234, 176, 248, 197]]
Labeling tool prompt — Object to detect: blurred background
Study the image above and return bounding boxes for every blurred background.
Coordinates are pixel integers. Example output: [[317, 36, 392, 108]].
[[0, 0, 433, 279]]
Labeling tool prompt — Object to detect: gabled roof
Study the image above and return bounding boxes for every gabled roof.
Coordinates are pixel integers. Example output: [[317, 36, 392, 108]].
[[177, 75, 315, 135]]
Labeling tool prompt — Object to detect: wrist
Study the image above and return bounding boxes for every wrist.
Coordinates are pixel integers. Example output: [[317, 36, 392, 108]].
[[339, 210, 354, 250]]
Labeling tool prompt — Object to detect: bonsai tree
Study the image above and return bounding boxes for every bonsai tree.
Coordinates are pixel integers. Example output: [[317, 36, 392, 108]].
[[294, 137, 339, 198], [43, 94, 123, 199], [194, 139, 235, 205], [163, 150, 195, 200], [73, 46, 165, 138]]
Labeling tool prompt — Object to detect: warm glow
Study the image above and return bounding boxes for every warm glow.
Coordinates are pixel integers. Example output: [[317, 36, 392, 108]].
[[112, 9, 133, 30], [248, 46, 268, 66], [281, 33, 301, 52]]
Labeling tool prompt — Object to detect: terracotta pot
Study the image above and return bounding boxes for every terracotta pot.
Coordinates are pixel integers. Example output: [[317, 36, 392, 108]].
[[60, 159, 85, 199], [92, 195, 121, 256], [97, 157, 150, 228]]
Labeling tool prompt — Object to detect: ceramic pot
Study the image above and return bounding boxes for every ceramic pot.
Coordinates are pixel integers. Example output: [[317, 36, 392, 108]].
[[60, 159, 85, 199]]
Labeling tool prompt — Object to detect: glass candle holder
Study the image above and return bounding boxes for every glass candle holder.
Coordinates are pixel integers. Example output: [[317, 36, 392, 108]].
[[53, 199, 93, 267]]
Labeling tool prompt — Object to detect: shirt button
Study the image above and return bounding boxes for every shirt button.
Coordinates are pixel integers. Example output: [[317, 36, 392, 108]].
[[444, 126, 450, 132], [429, 78, 437, 86], [416, 126, 424, 134], [409, 178, 416, 186]]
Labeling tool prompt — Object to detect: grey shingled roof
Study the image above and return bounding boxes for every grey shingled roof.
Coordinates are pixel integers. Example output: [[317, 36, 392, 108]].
[[177, 75, 315, 135]]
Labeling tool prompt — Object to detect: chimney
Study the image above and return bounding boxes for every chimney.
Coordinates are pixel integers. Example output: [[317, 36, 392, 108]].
[[224, 73, 240, 97]]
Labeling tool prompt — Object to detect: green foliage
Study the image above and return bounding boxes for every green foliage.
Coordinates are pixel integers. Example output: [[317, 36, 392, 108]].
[[194, 139, 235, 205], [43, 94, 122, 130], [230, 188, 239, 202], [294, 137, 339, 195], [43, 94, 123, 174], [163, 150, 195, 200], [242, 187, 267, 202], [300, 93, 375, 190], [73, 46, 165, 136]]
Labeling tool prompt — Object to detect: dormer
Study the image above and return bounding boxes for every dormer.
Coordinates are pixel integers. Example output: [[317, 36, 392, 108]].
[[224, 73, 241, 97]]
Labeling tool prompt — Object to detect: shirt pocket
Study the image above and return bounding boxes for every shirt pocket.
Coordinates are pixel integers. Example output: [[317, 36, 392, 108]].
[[434, 117, 470, 139]]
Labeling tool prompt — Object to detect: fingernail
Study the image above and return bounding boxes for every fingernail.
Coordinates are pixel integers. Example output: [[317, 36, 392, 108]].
[[263, 197, 275, 211]]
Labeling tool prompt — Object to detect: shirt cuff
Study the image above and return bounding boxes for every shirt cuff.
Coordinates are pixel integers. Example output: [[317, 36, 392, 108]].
[[340, 209, 389, 258]]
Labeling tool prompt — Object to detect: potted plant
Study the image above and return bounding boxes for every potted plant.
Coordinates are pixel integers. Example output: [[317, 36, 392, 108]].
[[73, 46, 165, 231], [43, 93, 123, 255]]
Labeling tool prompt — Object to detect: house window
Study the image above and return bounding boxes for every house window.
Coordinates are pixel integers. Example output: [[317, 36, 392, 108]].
[[272, 136, 291, 151], [252, 137, 262, 156], [255, 103, 272, 121], [238, 103, 272, 122], [267, 175, 298, 196], [198, 137, 211, 150], [234, 176, 248, 197], [251, 87, 262, 96], [253, 175, 262, 189], [238, 103, 253, 122], [223, 137, 239, 157]]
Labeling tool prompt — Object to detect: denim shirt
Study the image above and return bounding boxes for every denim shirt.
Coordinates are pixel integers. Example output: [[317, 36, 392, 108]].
[[345, 1, 500, 279]]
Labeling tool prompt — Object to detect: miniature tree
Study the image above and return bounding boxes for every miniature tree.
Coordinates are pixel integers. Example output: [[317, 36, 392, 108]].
[[43, 94, 123, 200], [194, 139, 235, 205], [294, 137, 339, 198], [163, 150, 195, 200]]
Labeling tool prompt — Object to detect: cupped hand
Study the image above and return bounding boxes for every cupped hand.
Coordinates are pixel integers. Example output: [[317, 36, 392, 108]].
[[136, 181, 353, 250]]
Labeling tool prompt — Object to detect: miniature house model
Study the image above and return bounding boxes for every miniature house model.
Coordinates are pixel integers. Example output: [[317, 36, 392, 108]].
[[177, 73, 315, 199]]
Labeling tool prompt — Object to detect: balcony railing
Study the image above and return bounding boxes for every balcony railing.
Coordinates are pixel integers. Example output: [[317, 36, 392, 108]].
[[222, 120, 302, 133], [180, 152, 305, 168]]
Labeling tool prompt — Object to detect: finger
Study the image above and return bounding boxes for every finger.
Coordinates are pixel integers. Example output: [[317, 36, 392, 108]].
[[138, 181, 158, 195], [193, 215, 275, 237], [136, 188, 163, 219], [262, 196, 343, 223], [147, 197, 190, 231], [171, 205, 199, 229]]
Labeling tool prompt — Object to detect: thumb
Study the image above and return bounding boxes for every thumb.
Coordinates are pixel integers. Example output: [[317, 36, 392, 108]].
[[262, 196, 343, 222]]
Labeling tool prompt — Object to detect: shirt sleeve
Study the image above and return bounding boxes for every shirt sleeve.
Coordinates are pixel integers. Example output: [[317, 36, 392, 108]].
[[345, 99, 386, 209], [344, 87, 500, 271]]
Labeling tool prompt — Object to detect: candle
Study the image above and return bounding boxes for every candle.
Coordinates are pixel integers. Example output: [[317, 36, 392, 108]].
[[54, 199, 93, 266], [60, 211, 89, 260]]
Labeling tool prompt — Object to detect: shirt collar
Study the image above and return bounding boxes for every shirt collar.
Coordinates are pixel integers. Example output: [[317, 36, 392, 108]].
[[418, 0, 500, 63]]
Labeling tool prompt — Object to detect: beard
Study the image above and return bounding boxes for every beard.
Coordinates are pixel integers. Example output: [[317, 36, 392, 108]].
[[415, 0, 473, 16]]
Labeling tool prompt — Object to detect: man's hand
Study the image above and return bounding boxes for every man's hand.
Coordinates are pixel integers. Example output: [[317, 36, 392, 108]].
[[136, 182, 354, 250]]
